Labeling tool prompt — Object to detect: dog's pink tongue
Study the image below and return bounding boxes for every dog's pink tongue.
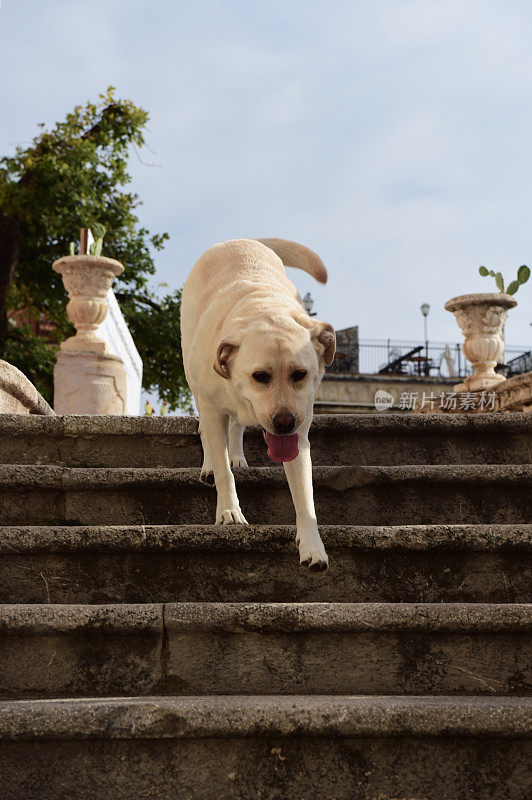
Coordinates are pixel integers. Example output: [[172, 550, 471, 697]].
[[264, 432, 299, 463]]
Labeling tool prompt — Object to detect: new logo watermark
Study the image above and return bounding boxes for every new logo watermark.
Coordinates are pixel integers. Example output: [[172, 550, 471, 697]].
[[374, 390, 394, 410]]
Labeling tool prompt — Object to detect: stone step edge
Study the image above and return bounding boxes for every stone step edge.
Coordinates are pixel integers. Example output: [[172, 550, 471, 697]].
[[0, 412, 530, 437], [1, 524, 530, 553], [1, 464, 531, 489], [1, 603, 530, 635], [0, 695, 530, 741]]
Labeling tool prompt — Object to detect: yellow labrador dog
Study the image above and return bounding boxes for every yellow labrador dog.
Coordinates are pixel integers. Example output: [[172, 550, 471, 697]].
[[181, 238, 335, 570]]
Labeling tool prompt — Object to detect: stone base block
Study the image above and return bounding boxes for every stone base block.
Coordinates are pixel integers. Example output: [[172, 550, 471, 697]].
[[54, 350, 127, 415], [454, 371, 506, 393]]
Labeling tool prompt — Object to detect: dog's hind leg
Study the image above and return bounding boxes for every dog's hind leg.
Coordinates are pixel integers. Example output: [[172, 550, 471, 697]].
[[196, 397, 215, 486], [227, 418, 248, 468], [199, 437, 214, 485], [201, 401, 248, 525]]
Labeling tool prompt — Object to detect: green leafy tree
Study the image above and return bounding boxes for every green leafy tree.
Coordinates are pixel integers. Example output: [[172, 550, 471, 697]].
[[0, 87, 191, 410]]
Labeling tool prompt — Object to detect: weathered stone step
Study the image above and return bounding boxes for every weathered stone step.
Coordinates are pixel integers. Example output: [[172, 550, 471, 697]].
[[0, 603, 530, 698], [1, 464, 530, 526], [1, 413, 530, 467], [1, 524, 530, 604], [0, 695, 529, 800]]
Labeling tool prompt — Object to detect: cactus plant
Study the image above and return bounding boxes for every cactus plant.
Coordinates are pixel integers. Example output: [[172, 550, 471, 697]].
[[89, 223, 106, 257], [67, 225, 106, 257], [478, 264, 530, 295]]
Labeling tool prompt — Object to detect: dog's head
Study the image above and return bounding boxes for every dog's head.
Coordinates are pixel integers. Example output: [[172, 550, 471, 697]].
[[213, 316, 335, 461]]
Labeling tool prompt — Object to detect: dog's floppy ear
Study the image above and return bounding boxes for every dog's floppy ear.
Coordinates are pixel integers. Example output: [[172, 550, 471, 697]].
[[312, 322, 336, 366], [213, 340, 239, 379]]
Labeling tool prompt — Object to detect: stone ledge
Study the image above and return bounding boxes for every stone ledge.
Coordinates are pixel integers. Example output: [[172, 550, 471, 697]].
[[0, 463, 530, 489], [496, 372, 532, 412], [0, 695, 530, 740], [0, 361, 54, 415], [0, 602, 529, 635], [1, 523, 529, 552], [422, 372, 532, 414], [0, 411, 530, 435], [0, 603, 162, 635], [163, 601, 532, 634]]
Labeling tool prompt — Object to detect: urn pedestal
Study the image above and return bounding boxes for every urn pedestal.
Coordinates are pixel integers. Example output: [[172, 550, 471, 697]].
[[52, 255, 127, 415], [445, 293, 517, 392]]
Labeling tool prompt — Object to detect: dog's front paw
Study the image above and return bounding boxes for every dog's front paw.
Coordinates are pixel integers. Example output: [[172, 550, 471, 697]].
[[297, 532, 329, 572], [216, 506, 248, 525]]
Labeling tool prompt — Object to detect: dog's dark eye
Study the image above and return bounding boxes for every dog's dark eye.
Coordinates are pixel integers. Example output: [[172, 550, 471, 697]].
[[252, 371, 270, 384], [291, 370, 308, 383]]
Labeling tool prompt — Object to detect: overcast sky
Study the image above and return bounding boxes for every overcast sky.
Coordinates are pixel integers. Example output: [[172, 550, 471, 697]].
[[1, 0, 531, 348]]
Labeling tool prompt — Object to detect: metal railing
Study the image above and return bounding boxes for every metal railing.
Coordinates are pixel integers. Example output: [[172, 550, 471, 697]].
[[327, 338, 530, 380], [505, 350, 532, 378]]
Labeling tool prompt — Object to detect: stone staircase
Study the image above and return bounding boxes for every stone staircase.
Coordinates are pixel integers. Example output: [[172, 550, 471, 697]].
[[0, 413, 530, 800]]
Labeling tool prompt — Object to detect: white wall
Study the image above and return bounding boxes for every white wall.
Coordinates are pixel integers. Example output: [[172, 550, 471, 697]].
[[97, 290, 143, 415]]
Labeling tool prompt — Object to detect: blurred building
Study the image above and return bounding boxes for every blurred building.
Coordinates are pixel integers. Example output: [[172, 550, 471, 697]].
[[315, 325, 530, 413]]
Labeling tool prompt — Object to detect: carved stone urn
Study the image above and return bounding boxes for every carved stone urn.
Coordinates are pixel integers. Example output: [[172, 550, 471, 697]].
[[53, 255, 124, 353], [445, 292, 517, 392], [52, 255, 127, 414]]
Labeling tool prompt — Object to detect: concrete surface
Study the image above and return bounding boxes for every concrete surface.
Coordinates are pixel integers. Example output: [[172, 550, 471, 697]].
[[0, 524, 530, 604], [0, 412, 530, 466], [0, 603, 529, 698], [0, 697, 530, 799], [0, 464, 530, 526], [0, 411, 530, 799]]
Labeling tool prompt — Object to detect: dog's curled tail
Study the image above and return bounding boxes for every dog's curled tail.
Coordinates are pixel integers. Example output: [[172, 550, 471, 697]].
[[256, 238, 328, 284]]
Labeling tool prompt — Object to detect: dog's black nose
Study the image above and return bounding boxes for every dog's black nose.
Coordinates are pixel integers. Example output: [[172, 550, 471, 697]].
[[272, 412, 296, 434]]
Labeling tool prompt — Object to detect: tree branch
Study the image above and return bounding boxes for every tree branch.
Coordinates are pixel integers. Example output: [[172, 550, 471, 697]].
[[81, 104, 121, 142], [0, 213, 22, 353], [114, 291, 161, 311]]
